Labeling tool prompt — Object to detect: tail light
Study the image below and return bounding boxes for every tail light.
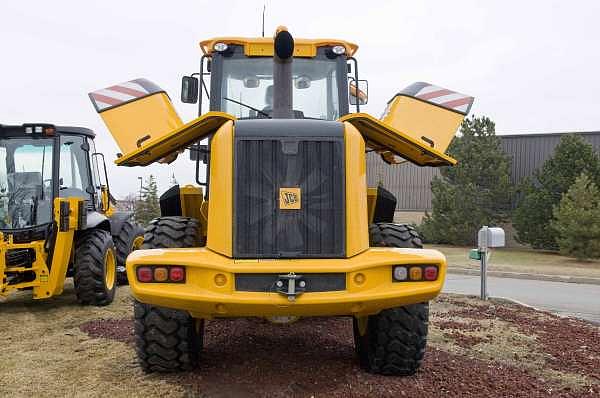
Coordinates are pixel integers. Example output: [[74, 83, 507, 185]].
[[136, 265, 186, 283], [424, 266, 438, 281], [137, 267, 153, 282], [393, 265, 438, 282], [169, 267, 185, 282]]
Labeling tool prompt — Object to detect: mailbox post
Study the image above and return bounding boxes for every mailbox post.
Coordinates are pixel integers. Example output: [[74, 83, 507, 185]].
[[473, 226, 505, 300]]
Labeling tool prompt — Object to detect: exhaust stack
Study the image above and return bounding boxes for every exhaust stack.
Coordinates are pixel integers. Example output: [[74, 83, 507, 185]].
[[272, 27, 294, 119]]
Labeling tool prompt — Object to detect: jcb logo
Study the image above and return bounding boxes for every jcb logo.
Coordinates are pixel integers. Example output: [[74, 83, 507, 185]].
[[279, 188, 301, 210]]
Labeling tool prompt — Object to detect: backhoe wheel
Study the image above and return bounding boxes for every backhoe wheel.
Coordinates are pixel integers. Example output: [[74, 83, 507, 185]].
[[354, 303, 429, 376], [134, 300, 203, 372], [115, 220, 145, 285], [369, 222, 423, 248], [74, 229, 117, 306], [142, 216, 201, 249]]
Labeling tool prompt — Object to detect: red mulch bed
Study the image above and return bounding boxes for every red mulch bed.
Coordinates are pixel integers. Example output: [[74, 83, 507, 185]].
[[80, 318, 134, 344], [79, 297, 600, 397], [442, 297, 600, 382]]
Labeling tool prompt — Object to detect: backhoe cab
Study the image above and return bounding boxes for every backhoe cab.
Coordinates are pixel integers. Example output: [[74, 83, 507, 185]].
[[0, 124, 143, 304], [89, 27, 474, 374]]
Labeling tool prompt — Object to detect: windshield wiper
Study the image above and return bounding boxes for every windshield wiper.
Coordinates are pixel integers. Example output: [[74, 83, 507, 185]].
[[224, 97, 271, 118]]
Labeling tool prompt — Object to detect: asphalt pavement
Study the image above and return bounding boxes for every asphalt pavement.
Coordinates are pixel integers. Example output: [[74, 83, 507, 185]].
[[444, 273, 600, 324]]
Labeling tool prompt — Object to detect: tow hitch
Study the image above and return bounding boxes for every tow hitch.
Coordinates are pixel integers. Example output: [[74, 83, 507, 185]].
[[275, 272, 306, 301]]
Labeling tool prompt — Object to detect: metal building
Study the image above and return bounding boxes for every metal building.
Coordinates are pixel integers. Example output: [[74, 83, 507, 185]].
[[367, 131, 600, 212]]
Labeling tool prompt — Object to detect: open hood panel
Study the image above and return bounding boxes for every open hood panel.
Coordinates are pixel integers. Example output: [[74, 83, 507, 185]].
[[115, 112, 235, 167], [340, 113, 457, 167]]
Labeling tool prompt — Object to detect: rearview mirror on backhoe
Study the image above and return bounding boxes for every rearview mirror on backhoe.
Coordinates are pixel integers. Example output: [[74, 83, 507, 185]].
[[181, 76, 199, 103]]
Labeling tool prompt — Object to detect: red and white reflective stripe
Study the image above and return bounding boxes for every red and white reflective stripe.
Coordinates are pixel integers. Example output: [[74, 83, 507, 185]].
[[415, 84, 473, 113], [89, 81, 149, 111]]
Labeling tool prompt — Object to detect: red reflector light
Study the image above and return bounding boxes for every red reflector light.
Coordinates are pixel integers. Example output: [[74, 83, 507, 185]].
[[169, 266, 185, 282], [424, 266, 438, 281], [137, 267, 153, 282]]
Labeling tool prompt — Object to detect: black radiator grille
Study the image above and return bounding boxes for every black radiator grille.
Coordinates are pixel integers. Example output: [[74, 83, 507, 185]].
[[234, 133, 345, 258]]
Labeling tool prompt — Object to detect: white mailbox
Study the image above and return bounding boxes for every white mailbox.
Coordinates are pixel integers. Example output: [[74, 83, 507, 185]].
[[477, 226, 505, 249]]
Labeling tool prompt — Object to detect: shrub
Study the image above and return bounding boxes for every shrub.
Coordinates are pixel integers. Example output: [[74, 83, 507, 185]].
[[420, 116, 513, 245], [551, 173, 600, 260], [513, 134, 600, 250]]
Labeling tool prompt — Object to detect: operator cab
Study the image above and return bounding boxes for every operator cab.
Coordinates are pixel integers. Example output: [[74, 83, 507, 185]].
[[0, 124, 107, 236], [182, 36, 368, 119]]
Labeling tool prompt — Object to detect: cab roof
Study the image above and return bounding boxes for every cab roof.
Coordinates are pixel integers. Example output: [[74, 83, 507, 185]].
[[199, 37, 358, 57], [0, 124, 95, 138]]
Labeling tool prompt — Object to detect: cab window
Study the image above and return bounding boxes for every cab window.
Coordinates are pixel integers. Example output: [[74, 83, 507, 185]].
[[59, 135, 92, 202]]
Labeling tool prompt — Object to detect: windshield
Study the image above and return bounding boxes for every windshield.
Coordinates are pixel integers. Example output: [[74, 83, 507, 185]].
[[0, 138, 54, 229], [219, 56, 341, 120]]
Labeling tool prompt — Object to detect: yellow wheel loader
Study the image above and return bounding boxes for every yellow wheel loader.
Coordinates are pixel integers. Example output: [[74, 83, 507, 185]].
[[89, 27, 474, 374], [0, 123, 143, 304]]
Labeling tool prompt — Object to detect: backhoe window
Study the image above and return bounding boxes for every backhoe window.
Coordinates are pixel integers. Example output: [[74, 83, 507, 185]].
[[0, 138, 54, 229], [59, 135, 92, 203], [219, 56, 340, 120]]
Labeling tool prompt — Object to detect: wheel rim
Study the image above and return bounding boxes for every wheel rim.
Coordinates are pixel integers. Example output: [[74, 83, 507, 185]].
[[132, 236, 144, 251], [104, 249, 116, 290]]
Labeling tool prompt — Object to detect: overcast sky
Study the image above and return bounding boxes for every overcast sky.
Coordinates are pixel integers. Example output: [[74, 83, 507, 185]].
[[1, 1, 599, 198]]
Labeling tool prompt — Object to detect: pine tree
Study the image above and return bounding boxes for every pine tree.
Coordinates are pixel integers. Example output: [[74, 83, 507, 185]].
[[551, 173, 600, 260], [420, 116, 513, 245], [134, 175, 160, 225], [513, 134, 600, 249]]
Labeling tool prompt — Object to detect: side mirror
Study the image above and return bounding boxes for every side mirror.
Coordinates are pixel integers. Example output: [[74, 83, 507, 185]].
[[349, 79, 369, 105], [181, 76, 199, 104]]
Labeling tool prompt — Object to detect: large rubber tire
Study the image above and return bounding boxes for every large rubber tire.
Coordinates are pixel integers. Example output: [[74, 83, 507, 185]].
[[141, 217, 201, 249], [354, 222, 428, 375], [115, 220, 145, 285], [354, 303, 429, 376], [369, 222, 423, 248], [134, 300, 203, 372], [134, 216, 202, 372], [73, 229, 117, 306]]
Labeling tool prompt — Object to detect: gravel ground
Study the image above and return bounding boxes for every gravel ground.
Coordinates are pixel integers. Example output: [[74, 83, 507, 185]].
[[2, 286, 599, 397]]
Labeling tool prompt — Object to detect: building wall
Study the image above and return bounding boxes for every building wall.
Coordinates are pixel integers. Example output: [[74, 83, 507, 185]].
[[366, 131, 600, 211]]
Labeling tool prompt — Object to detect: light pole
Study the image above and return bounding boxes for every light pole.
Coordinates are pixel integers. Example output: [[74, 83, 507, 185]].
[[138, 176, 143, 201]]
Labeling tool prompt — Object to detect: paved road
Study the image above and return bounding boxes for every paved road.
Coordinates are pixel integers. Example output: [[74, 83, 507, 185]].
[[444, 273, 600, 324]]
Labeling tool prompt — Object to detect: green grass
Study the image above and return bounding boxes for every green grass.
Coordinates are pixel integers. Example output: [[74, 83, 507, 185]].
[[428, 245, 600, 279]]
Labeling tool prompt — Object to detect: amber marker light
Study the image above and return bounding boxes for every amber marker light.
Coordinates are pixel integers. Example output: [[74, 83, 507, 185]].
[[409, 266, 423, 281]]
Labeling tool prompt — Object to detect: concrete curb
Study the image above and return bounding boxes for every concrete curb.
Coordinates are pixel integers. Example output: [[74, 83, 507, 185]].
[[448, 267, 600, 286], [490, 295, 600, 326]]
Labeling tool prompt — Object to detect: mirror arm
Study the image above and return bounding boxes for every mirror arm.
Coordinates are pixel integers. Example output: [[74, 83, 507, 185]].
[[198, 55, 210, 116], [348, 57, 360, 112]]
